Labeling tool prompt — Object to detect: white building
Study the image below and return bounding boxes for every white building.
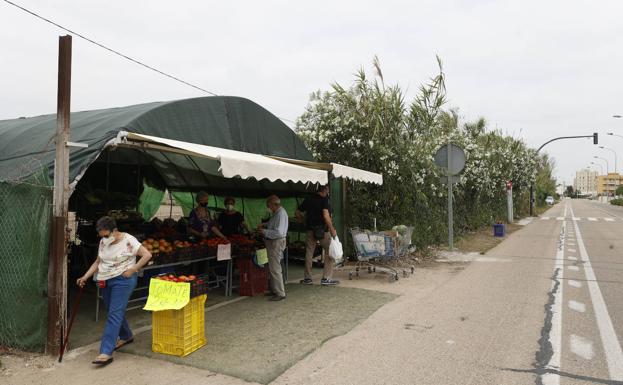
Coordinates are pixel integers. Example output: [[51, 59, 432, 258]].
[[573, 169, 598, 195]]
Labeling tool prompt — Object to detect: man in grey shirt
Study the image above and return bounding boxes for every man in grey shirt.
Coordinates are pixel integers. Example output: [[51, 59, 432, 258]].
[[259, 195, 288, 301]]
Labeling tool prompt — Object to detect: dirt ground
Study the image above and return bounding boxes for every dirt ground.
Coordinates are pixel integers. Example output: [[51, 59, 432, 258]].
[[0, 261, 453, 385]]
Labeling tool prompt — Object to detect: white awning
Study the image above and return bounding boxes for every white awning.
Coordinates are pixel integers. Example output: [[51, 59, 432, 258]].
[[116, 132, 328, 185], [267, 156, 383, 185], [330, 163, 383, 185]]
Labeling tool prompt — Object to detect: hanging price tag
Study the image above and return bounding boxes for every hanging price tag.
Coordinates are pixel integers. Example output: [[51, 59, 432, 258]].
[[217, 243, 232, 261]]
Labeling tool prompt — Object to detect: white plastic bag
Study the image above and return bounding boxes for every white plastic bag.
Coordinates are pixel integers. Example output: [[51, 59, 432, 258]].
[[328, 236, 344, 264]]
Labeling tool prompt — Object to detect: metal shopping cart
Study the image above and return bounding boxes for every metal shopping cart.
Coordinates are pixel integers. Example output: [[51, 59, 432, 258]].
[[345, 226, 415, 282]]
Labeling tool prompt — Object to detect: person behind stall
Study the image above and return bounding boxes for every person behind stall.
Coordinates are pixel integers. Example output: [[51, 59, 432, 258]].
[[217, 197, 251, 237], [188, 191, 228, 240], [76, 216, 152, 366], [296, 185, 339, 286], [258, 195, 288, 301]]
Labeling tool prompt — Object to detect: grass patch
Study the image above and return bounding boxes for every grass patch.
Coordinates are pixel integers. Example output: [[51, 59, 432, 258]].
[[443, 223, 522, 255]]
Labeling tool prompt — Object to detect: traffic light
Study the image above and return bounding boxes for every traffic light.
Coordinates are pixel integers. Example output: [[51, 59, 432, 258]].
[[594, 132, 599, 145]]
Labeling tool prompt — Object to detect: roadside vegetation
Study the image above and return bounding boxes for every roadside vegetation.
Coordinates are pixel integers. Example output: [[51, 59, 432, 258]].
[[297, 56, 557, 249]]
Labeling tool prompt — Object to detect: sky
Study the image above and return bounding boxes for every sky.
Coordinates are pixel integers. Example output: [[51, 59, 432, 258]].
[[2, 0, 623, 186]]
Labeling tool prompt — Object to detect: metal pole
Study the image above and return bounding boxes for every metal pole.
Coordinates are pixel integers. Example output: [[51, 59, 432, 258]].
[[530, 134, 598, 216], [47, 35, 71, 355], [594, 156, 609, 174], [447, 141, 453, 250], [507, 185, 513, 223]]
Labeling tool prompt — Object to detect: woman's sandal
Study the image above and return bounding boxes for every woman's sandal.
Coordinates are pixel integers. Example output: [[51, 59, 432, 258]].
[[92, 355, 113, 366], [114, 338, 134, 351]]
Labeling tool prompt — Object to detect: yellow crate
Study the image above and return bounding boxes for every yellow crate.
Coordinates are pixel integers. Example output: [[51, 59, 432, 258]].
[[152, 294, 207, 357]]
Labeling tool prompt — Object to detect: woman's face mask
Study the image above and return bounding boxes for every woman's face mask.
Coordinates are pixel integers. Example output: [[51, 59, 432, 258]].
[[101, 232, 115, 246]]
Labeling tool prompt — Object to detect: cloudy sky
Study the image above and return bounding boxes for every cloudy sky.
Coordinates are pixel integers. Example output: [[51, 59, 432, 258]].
[[2, 0, 622, 185]]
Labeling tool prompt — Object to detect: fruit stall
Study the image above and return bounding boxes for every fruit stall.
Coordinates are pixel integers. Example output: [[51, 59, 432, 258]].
[[0, 95, 383, 353]]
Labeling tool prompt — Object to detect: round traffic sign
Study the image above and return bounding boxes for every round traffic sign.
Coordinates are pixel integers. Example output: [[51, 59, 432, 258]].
[[434, 143, 466, 176]]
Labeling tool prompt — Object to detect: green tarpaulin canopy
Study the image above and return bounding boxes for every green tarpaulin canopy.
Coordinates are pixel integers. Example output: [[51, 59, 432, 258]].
[[0, 96, 314, 185]]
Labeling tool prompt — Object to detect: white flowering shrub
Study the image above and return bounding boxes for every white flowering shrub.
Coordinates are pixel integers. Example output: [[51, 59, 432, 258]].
[[297, 58, 556, 247]]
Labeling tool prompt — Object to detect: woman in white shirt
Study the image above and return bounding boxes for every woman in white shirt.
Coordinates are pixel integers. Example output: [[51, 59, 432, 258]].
[[77, 216, 152, 366]]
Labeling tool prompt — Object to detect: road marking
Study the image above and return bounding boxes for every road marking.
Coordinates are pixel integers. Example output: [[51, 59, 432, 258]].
[[541, 217, 550, 220], [568, 265, 580, 271], [570, 334, 595, 360], [542, 209, 566, 385], [588, 217, 598, 221], [557, 217, 565, 221], [568, 248, 577, 253], [568, 280, 582, 288], [605, 218, 615, 222], [568, 300, 586, 313], [570, 205, 623, 380], [572, 217, 581, 221], [568, 256, 577, 261]]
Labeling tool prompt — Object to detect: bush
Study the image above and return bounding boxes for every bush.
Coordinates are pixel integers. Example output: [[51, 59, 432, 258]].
[[297, 57, 556, 249], [610, 198, 623, 206]]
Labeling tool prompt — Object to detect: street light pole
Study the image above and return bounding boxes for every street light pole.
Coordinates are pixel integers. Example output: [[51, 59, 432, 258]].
[[590, 161, 604, 174], [599, 146, 617, 173], [594, 156, 609, 174], [529, 133, 599, 216]]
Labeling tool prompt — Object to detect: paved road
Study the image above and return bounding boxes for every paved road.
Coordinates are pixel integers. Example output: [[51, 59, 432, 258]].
[[273, 199, 623, 385], [6, 199, 622, 385]]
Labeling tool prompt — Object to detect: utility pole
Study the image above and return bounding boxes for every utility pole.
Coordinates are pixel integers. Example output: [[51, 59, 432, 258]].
[[47, 35, 72, 355]]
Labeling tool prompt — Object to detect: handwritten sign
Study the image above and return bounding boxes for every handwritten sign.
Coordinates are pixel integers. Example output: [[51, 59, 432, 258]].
[[217, 243, 231, 261], [143, 279, 190, 311], [255, 248, 268, 265]]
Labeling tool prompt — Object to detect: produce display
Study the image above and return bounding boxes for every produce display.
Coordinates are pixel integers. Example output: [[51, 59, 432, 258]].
[[152, 273, 208, 297], [139, 233, 263, 266], [142, 238, 174, 254], [153, 274, 198, 283]]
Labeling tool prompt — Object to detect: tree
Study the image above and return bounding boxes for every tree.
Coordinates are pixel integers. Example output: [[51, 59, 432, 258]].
[[616, 185, 623, 196], [565, 185, 575, 198], [297, 56, 539, 247]]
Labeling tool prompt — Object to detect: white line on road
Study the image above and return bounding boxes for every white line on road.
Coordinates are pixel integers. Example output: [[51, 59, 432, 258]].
[[568, 256, 577, 261], [588, 217, 598, 221], [568, 266, 580, 271], [572, 217, 581, 221], [556, 217, 564, 221], [541, 217, 550, 220], [570, 205, 623, 380], [570, 334, 595, 360], [568, 300, 586, 313], [605, 218, 615, 222], [568, 280, 582, 288], [542, 205, 566, 385], [568, 248, 577, 253]]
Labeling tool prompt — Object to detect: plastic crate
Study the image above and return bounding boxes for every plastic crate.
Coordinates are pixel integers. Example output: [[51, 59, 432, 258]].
[[152, 294, 207, 357], [190, 275, 209, 297], [236, 257, 268, 296]]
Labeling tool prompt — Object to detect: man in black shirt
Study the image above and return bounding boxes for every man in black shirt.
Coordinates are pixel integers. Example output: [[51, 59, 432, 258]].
[[217, 197, 251, 236], [296, 185, 339, 286]]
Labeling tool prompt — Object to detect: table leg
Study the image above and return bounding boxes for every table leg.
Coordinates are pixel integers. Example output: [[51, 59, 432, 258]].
[[227, 259, 232, 296]]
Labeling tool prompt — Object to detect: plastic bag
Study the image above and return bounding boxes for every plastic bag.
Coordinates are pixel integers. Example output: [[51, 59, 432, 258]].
[[328, 236, 344, 264]]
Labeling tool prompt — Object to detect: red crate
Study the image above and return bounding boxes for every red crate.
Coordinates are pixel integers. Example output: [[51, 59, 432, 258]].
[[236, 257, 268, 296]]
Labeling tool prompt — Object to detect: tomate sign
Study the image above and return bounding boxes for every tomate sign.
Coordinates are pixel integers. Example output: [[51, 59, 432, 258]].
[[143, 279, 190, 311]]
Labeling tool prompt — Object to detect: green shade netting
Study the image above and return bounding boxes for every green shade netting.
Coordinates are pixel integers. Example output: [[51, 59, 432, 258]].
[[138, 181, 165, 220]]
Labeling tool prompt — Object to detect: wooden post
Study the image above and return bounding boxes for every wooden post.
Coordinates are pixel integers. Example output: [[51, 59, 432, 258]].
[[47, 35, 72, 355]]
